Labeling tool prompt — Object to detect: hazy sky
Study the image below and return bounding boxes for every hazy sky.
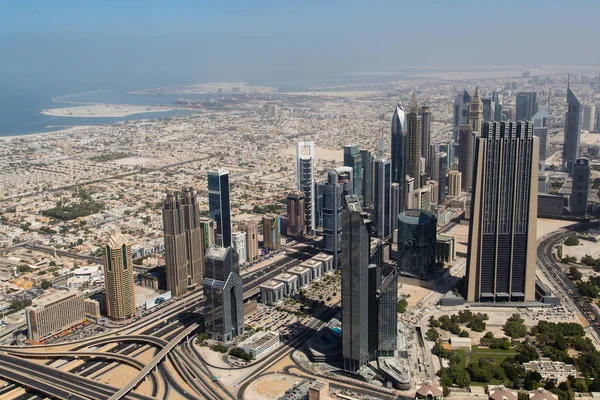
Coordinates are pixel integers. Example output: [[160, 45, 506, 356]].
[[1, 0, 599, 89]]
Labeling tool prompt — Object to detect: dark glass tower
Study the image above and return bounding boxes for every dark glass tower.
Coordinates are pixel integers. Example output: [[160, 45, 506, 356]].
[[323, 168, 353, 268], [377, 267, 398, 357], [391, 103, 407, 213], [571, 158, 590, 216], [374, 139, 392, 240], [465, 121, 538, 302], [344, 145, 363, 202], [208, 169, 232, 247], [515, 91, 538, 122], [563, 87, 582, 174], [396, 210, 437, 278], [360, 149, 374, 206], [203, 246, 244, 343], [421, 106, 432, 177]]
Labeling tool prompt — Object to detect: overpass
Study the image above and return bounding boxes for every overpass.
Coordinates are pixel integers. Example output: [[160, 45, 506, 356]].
[[108, 323, 199, 400], [7, 349, 146, 370]]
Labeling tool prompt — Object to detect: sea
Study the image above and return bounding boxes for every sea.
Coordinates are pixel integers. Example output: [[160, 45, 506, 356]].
[[0, 74, 400, 137]]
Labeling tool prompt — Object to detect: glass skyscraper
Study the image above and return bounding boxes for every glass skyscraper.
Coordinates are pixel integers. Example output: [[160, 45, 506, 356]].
[[297, 142, 315, 233], [515, 91, 538, 122], [323, 167, 353, 268], [396, 210, 437, 279], [208, 169, 232, 247], [344, 145, 363, 202], [563, 87, 582, 174], [391, 103, 407, 213], [374, 139, 392, 240], [360, 149, 374, 206]]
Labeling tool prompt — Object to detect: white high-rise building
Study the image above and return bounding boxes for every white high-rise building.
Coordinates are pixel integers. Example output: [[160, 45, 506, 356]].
[[532, 105, 549, 172], [297, 142, 315, 234], [583, 104, 596, 132], [231, 231, 247, 265]]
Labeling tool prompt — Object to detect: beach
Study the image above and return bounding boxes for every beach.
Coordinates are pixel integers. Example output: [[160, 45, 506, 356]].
[[41, 104, 174, 118]]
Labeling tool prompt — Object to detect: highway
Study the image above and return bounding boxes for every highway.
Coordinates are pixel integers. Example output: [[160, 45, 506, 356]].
[[537, 228, 600, 337]]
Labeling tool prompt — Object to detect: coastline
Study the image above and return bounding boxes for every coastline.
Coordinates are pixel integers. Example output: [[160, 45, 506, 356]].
[[0, 125, 97, 141], [40, 104, 175, 118]]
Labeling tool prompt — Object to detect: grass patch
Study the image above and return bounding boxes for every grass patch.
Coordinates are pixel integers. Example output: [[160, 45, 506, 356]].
[[470, 352, 516, 365], [472, 345, 515, 354], [455, 349, 466, 369]]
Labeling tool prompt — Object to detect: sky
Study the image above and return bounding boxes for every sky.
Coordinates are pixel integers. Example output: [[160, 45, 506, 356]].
[[1, 0, 599, 89]]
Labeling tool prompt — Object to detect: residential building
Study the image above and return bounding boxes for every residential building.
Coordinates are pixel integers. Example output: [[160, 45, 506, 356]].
[[571, 158, 590, 216], [436, 235, 456, 263], [465, 121, 538, 302], [433, 152, 447, 203], [102, 229, 136, 320], [447, 170, 462, 197], [583, 104, 595, 132], [458, 125, 475, 192], [263, 213, 280, 251], [162, 191, 190, 296], [397, 210, 437, 278], [231, 231, 247, 265], [297, 141, 315, 233], [25, 289, 85, 342], [203, 246, 244, 343], [208, 169, 232, 247], [84, 298, 100, 318], [239, 220, 259, 261], [309, 380, 330, 400], [199, 217, 216, 251], [287, 191, 305, 237], [563, 87, 582, 173]]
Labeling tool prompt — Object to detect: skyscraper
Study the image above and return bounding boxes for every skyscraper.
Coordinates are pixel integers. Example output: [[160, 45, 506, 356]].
[[470, 87, 483, 134], [323, 167, 353, 268], [163, 191, 190, 296], [231, 231, 247, 264], [453, 89, 472, 145], [287, 191, 305, 237], [532, 105, 549, 172], [563, 87, 582, 174], [433, 152, 447, 203], [447, 170, 462, 197], [406, 92, 422, 189], [396, 210, 437, 279], [458, 125, 474, 192], [199, 217, 216, 251], [203, 246, 244, 343], [297, 142, 315, 234], [515, 92, 538, 121], [374, 139, 392, 240], [390, 183, 400, 240], [582, 104, 596, 132], [263, 213, 280, 251], [344, 145, 363, 201], [103, 230, 136, 320], [360, 149, 374, 206], [571, 158, 590, 216], [493, 88, 503, 121], [341, 196, 370, 372], [391, 102, 407, 213], [180, 187, 205, 287], [465, 121, 538, 302], [208, 169, 232, 247], [421, 106, 432, 176], [238, 220, 259, 261]]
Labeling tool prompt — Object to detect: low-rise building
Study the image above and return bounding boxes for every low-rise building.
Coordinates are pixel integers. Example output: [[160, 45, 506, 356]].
[[239, 330, 280, 359], [25, 289, 86, 342], [287, 265, 311, 288], [259, 280, 285, 306], [523, 358, 577, 382], [300, 259, 322, 282], [311, 253, 334, 273], [488, 385, 517, 400], [273, 273, 298, 296], [529, 388, 558, 400], [415, 381, 443, 400], [436, 235, 456, 262], [309, 380, 330, 400]]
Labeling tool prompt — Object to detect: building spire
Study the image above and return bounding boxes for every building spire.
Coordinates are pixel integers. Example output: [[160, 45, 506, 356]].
[[410, 91, 419, 113]]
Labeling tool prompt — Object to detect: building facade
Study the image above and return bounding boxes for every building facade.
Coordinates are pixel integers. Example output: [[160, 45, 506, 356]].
[[297, 141, 315, 233], [447, 170, 462, 197], [406, 92, 422, 189], [239, 220, 259, 261], [563, 88, 582, 174], [391, 103, 407, 213], [361, 149, 374, 206], [344, 144, 363, 201], [458, 125, 474, 192], [421, 106, 432, 176], [374, 139, 392, 240], [26, 290, 85, 342], [163, 191, 190, 296], [208, 169, 232, 247], [263, 213, 280, 251], [103, 230, 136, 320], [397, 210, 437, 278], [516, 91, 538, 122], [465, 121, 538, 302], [231, 231, 247, 264], [287, 191, 306, 237], [532, 105, 549, 172], [323, 168, 353, 268], [571, 158, 590, 216], [203, 246, 244, 343]]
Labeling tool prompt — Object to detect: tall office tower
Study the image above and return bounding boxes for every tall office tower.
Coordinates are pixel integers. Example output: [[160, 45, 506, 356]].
[[406, 92, 422, 189], [465, 121, 538, 302], [297, 142, 315, 233], [427, 180, 439, 204], [208, 169, 232, 247], [374, 139, 392, 240], [341, 195, 370, 372], [563, 87, 582, 174], [199, 217, 216, 251], [162, 191, 190, 296], [470, 87, 483, 134], [532, 105, 549, 172], [571, 158, 590, 216], [433, 152, 447, 203], [180, 187, 204, 288], [405, 176, 415, 209], [582, 104, 596, 132], [367, 263, 381, 356], [453, 89, 472, 145], [323, 168, 353, 268], [391, 103, 407, 212], [397, 210, 437, 278], [411, 187, 432, 211], [421, 106, 432, 176], [596, 109, 600, 132], [103, 230, 136, 320], [458, 125, 474, 192], [315, 180, 326, 229], [360, 149, 374, 206], [231, 231, 247, 264], [447, 170, 462, 197], [482, 98, 495, 122], [287, 191, 306, 237], [203, 246, 244, 343], [344, 145, 363, 201], [238, 220, 259, 261], [378, 268, 399, 358], [390, 183, 400, 240], [493, 88, 503, 121], [263, 213, 280, 251], [516, 92, 538, 122]]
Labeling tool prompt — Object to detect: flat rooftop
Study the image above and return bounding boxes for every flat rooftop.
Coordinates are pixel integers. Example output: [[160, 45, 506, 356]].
[[259, 280, 284, 289], [288, 265, 310, 274], [30, 289, 80, 309], [239, 330, 279, 350]]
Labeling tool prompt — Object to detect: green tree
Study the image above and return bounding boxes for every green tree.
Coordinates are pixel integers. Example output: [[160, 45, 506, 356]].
[[503, 314, 527, 338], [426, 328, 440, 341], [569, 266, 583, 281], [40, 280, 52, 290], [564, 235, 580, 246], [397, 298, 408, 313]]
